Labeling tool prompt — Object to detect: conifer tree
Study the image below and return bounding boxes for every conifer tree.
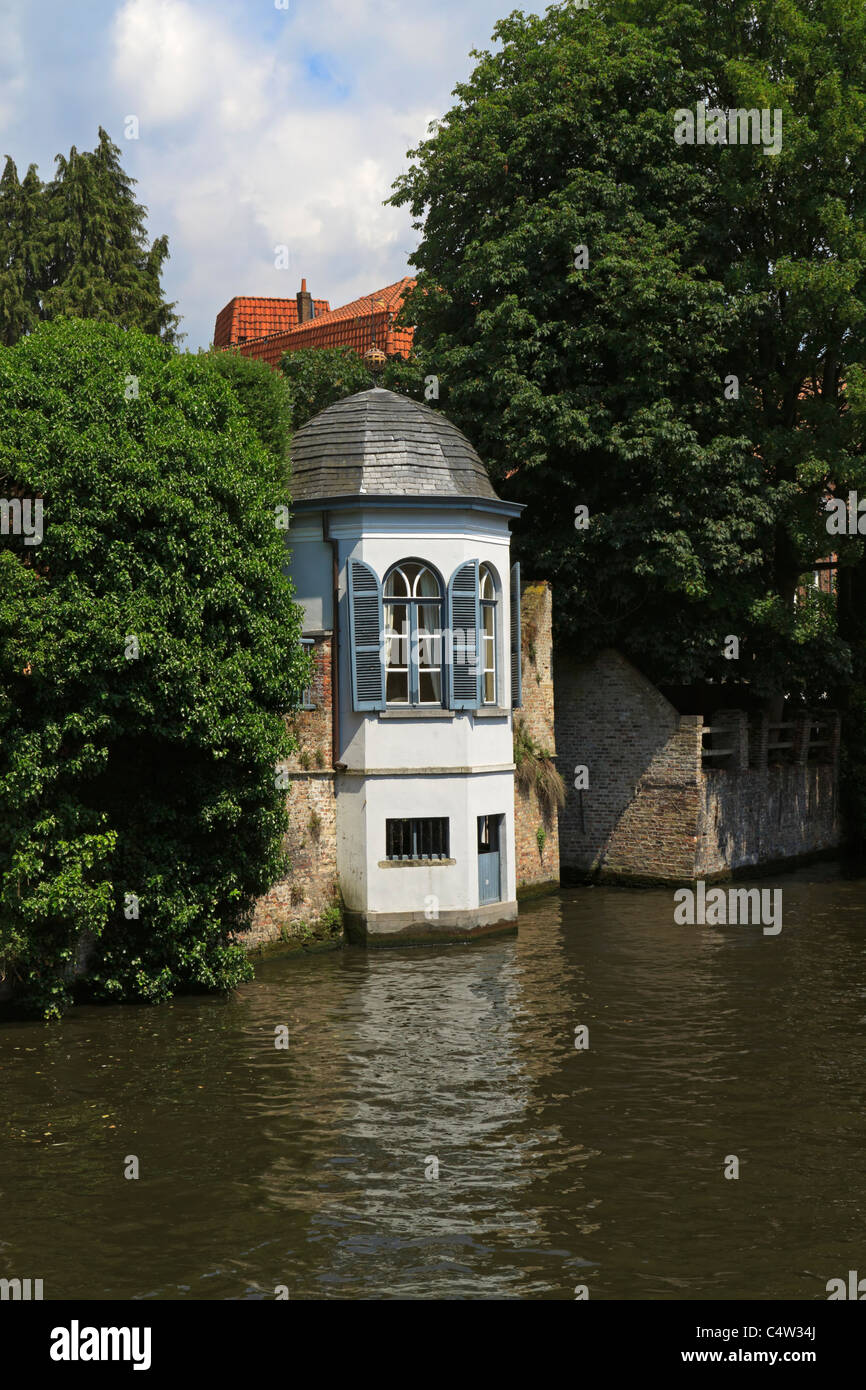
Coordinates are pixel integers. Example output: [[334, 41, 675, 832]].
[[0, 160, 45, 345], [0, 128, 180, 345]]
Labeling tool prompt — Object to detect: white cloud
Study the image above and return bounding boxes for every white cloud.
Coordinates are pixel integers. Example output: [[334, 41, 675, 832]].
[[112, 0, 276, 129], [106, 0, 535, 347]]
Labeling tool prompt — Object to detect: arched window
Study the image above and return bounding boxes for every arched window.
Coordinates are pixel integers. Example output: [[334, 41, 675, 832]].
[[480, 563, 498, 705], [384, 561, 443, 705]]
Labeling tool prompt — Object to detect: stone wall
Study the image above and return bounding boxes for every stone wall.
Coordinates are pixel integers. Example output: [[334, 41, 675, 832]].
[[697, 710, 841, 875], [249, 635, 340, 951], [514, 581, 560, 894], [555, 648, 841, 883]]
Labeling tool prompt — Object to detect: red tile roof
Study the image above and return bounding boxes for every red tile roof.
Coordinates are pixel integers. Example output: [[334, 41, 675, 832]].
[[213, 277, 416, 364], [214, 294, 331, 348]]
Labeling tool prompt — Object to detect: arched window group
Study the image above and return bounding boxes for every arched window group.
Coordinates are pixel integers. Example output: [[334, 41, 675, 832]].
[[347, 556, 522, 714]]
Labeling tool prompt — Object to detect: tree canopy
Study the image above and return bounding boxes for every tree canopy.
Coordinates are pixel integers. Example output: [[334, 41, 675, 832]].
[[0, 319, 307, 1017], [0, 127, 180, 346], [204, 346, 294, 481], [278, 345, 429, 429], [389, 0, 866, 703]]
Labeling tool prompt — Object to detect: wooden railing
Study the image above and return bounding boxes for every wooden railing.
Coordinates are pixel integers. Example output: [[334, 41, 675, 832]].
[[701, 725, 735, 761], [701, 714, 837, 770]]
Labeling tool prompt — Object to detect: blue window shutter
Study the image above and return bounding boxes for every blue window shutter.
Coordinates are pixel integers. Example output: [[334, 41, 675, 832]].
[[448, 560, 480, 709], [510, 561, 522, 709], [348, 559, 385, 711]]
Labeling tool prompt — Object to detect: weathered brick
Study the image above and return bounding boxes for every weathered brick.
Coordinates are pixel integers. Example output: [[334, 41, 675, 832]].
[[555, 648, 840, 883], [514, 582, 560, 892]]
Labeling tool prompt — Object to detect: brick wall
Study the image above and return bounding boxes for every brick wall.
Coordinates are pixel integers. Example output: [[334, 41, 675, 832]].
[[556, 648, 701, 881], [556, 648, 841, 883], [514, 581, 561, 893], [249, 635, 340, 950], [697, 710, 841, 874]]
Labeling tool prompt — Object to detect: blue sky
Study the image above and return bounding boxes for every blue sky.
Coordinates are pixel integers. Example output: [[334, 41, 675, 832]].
[[0, 0, 546, 349]]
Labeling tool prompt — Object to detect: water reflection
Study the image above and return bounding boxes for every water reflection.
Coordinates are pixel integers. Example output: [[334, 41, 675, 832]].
[[1, 866, 864, 1299]]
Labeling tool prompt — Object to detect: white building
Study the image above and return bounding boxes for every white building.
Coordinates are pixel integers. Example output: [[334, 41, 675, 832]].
[[287, 387, 525, 942]]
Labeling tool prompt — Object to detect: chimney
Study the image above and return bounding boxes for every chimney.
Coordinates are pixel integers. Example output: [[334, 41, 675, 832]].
[[296, 278, 314, 324]]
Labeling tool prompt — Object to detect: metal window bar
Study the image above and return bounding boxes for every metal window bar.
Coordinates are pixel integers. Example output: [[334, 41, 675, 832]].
[[386, 818, 449, 861]]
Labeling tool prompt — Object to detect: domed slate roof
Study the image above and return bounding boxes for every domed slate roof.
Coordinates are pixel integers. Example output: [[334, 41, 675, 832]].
[[290, 387, 500, 503]]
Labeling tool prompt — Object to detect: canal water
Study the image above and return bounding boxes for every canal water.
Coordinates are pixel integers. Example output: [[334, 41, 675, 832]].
[[2, 866, 865, 1301]]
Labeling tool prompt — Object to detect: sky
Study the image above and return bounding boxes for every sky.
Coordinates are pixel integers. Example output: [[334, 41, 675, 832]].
[[0, 0, 546, 350]]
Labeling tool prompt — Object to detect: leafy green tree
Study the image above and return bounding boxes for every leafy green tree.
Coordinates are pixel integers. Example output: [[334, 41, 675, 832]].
[[204, 347, 294, 480], [279, 345, 429, 428], [389, 0, 866, 704], [0, 319, 307, 1018], [0, 127, 180, 346], [280, 346, 376, 426]]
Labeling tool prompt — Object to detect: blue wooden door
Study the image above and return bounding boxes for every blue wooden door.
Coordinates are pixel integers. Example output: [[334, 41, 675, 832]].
[[478, 815, 502, 905]]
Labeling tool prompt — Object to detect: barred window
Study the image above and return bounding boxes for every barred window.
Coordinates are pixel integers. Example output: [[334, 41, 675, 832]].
[[385, 817, 450, 861]]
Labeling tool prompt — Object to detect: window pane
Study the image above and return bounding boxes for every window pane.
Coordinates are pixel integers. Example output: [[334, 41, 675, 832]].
[[483, 669, 495, 703], [384, 568, 409, 597], [385, 603, 408, 670], [417, 602, 441, 669], [385, 602, 407, 635], [387, 670, 409, 702], [480, 567, 494, 600], [415, 566, 439, 598], [419, 670, 442, 703]]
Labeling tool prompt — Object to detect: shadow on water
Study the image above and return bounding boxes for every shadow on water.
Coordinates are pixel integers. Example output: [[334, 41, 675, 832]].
[[1, 866, 865, 1299]]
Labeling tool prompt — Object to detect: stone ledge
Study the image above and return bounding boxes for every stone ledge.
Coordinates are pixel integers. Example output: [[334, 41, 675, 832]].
[[336, 764, 516, 777], [379, 709, 454, 720], [561, 845, 841, 887], [517, 878, 560, 900], [377, 858, 457, 869]]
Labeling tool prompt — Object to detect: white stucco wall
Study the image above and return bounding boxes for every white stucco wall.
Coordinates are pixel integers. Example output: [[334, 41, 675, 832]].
[[289, 501, 519, 924], [336, 770, 515, 915], [286, 513, 333, 632]]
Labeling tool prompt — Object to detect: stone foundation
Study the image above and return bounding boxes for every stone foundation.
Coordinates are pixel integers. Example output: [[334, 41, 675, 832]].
[[343, 899, 518, 945]]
